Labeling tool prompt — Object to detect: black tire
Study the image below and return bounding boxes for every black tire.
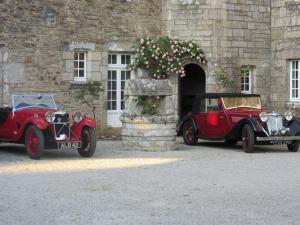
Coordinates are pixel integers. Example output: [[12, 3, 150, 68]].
[[182, 120, 198, 145], [241, 124, 255, 153], [78, 127, 96, 157], [287, 135, 300, 152], [25, 125, 44, 159], [224, 139, 238, 146]]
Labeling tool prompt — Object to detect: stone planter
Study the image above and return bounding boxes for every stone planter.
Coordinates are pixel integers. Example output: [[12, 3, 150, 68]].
[[120, 79, 177, 151], [120, 115, 177, 151]]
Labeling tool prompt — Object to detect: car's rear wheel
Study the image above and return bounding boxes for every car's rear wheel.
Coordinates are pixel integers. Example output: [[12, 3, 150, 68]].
[[242, 124, 255, 153], [25, 125, 44, 159], [182, 120, 198, 145], [78, 127, 96, 157], [287, 135, 300, 152]]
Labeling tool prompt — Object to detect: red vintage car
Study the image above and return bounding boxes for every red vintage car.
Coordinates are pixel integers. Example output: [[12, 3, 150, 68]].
[[178, 93, 300, 153], [0, 95, 96, 159]]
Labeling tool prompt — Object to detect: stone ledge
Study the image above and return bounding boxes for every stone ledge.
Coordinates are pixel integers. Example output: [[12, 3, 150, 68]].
[[120, 115, 177, 123], [125, 79, 173, 96]]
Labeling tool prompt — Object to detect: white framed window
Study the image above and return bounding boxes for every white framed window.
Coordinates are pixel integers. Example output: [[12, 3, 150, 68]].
[[290, 60, 300, 101], [241, 67, 252, 94], [73, 51, 87, 82], [107, 53, 132, 127]]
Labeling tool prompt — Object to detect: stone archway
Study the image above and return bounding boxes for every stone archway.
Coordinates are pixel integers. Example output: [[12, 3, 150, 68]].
[[179, 63, 206, 119]]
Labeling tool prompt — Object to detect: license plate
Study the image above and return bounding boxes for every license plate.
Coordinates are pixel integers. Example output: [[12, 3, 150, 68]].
[[58, 142, 81, 149]]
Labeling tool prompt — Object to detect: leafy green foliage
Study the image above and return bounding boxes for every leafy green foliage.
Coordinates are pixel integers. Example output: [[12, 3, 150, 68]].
[[137, 96, 160, 115], [74, 81, 104, 119]]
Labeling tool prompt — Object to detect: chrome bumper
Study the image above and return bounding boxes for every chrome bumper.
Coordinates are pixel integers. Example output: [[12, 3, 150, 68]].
[[256, 136, 300, 142]]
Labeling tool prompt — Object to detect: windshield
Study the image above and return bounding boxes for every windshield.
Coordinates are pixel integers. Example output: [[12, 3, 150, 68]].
[[222, 96, 261, 110], [12, 95, 57, 111]]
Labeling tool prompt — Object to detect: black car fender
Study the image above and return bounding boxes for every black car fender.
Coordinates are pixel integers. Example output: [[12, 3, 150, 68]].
[[176, 114, 197, 135], [287, 118, 300, 136], [225, 117, 263, 140]]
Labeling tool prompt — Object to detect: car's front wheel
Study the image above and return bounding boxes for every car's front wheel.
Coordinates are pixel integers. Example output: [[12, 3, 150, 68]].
[[78, 127, 96, 157], [242, 124, 255, 153], [287, 135, 300, 152], [182, 120, 198, 145], [25, 125, 44, 159]]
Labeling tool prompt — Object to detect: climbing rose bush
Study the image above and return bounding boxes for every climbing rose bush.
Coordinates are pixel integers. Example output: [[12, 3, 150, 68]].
[[128, 36, 207, 79]]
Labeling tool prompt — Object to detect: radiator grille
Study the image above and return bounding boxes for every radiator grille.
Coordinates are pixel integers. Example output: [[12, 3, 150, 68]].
[[266, 115, 283, 135], [53, 114, 70, 139]]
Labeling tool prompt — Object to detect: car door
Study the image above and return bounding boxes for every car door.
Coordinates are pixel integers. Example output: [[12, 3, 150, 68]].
[[194, 98, 230, 139], [0, 110, 16, 139]]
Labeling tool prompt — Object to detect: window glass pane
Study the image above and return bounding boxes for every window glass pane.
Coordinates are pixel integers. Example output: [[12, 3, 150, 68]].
[[112, 55, 117, 64], [121, 101, 124, 110], [112, 71, 116, 79], [126, 71, 131, 79], [79, 61, 84, 68], [126, 55, 131, 64], [74, 61, 78, 69], [112, 101, 116, 110], [112, 81, 116, 90], [79, 70, 84, 77], [112, 91, 116, 100], [121, 71, 125, 79], [121, 55, 125, 64], [79, 53, 85, 60], [107, 102, 111, 110]]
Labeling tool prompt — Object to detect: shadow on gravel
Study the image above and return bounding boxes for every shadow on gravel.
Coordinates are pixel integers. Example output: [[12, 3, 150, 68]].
[[0, 144, 84, 161], [191, 141, 289, 153], [0, 144, 27, 156]]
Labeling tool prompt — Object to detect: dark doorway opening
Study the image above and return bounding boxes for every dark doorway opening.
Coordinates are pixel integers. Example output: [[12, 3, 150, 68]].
[[179, 63, 205, 119]]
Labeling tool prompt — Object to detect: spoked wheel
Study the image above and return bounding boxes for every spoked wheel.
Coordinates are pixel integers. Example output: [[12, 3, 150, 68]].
[[25, 125, 44, 159], [182, 121, 198, 145], [78, 127, 96, 157], [287, 134, 300, 152], [242, 124, 255, 153]]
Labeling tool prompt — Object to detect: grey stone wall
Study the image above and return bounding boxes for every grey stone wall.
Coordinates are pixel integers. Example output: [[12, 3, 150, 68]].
[[0, 0, 162, 130], [162, 0, 271, 103], [271, 0, 300, 113]]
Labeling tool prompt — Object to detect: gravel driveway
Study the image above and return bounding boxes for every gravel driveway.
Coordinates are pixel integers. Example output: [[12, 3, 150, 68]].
[[1, 140, 300, 225]]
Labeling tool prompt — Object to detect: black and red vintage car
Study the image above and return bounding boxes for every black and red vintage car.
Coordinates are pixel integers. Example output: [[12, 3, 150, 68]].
[[0, 95, 96, 159], [177, 93, 300, 153]]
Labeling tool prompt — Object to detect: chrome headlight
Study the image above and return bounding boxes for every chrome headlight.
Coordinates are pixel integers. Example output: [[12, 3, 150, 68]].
[[73, 112, 83, 123], [284, 111, 293, 121], [45, 111, 55, 123], [259, 112, 269, 122]]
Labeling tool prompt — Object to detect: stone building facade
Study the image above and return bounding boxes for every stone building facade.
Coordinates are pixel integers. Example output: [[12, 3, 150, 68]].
[[1, 0, 300, 132]]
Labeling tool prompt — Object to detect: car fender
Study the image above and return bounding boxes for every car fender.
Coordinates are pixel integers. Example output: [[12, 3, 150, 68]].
[[71, 117, 96, 138], [25, 118, 49, 130], [11, 118, 49, 143], [176, 113, 196, 135], [225, 117, 262, 140], [287, 118, 300, 136]]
